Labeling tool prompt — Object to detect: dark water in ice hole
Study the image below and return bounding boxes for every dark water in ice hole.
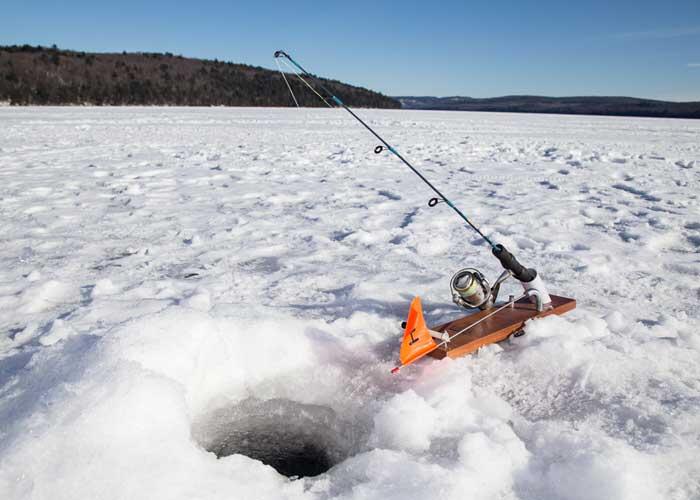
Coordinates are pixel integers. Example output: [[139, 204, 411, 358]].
[[212, 427, 333, 477], [193, 398, 363, 478]]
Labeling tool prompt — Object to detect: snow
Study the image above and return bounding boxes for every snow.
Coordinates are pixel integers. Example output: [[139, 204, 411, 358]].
[[1, 106, 699, 500]]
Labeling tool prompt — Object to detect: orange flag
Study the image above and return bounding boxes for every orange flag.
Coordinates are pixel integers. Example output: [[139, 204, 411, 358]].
[[392, 297, 439, 373]]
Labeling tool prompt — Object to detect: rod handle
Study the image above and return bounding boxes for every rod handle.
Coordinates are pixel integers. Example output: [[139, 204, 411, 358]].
[[492, 244, 537, 283]]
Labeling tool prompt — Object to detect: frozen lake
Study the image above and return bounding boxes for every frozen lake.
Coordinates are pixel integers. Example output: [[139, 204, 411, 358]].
[[1, 107, 699, 499]]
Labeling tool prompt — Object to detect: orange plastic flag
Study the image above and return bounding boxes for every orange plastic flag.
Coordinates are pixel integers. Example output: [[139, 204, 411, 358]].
[[392, 296, 439, 373]]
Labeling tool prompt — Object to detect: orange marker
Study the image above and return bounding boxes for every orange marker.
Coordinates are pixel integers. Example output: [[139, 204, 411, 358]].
[[392, 296, 440, 373]]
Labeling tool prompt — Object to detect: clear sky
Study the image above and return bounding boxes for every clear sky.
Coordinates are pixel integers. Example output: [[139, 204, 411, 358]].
[[2, 0, 699, 101]]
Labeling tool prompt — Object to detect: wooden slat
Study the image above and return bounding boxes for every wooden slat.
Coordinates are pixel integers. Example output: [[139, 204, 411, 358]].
[[428, 295, 576, 360]]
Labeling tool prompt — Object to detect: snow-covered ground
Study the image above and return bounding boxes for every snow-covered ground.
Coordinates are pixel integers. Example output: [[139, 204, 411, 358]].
[[1, 107, 698, 500]]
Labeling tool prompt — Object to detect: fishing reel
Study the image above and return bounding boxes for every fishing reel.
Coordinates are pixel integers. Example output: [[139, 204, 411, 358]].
[[450, 247, 554, 312], [450, 268, 513, 311]]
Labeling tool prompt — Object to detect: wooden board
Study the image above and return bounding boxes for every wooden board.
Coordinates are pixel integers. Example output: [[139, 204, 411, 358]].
[[428, 295, 576, 360]]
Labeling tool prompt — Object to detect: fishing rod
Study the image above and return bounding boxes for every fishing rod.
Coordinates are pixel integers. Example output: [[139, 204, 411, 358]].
[[273, 50, 552, 309], [274, 50, 495, 250]]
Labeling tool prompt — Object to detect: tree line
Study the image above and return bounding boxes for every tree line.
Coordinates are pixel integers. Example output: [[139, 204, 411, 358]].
[[0, 45, 400, 108]]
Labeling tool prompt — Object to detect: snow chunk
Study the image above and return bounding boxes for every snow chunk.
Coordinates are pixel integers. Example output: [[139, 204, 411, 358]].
[[182, 288, 211, 311], [370, 390, 438, 452], [39, 319, 79, 346], [457, 422, 529, 494], [19, 280, 75, 314], [26, 270, 41, 282], [519, 314, 609, 345], [92, 278, 119, 297]]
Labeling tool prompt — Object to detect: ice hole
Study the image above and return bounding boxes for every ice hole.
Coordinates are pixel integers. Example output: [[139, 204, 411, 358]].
[[193, 398, 360, 478]]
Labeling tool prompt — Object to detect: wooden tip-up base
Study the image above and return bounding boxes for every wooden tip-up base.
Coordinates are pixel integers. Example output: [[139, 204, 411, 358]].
[[428, 295, 576, 360]]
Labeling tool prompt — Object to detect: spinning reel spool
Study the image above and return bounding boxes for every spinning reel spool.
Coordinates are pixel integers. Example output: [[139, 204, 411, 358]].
[[450, 268, 513, 311]]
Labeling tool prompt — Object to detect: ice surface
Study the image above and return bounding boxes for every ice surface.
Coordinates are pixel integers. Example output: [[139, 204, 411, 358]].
[[0, 107, 699, 499]]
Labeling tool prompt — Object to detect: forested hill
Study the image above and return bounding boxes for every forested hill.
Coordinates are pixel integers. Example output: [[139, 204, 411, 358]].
[[397, 95, 700, 119], [0, 45, 400, 108]]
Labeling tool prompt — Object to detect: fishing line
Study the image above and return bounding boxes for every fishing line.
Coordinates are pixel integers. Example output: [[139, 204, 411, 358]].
[[279, 57, 333, 108], [275, 57, 299, 108]]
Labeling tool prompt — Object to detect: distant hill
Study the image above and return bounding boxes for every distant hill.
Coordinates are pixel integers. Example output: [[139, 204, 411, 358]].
[[0, 45, 400, 108], [397, 95, 700, 119]]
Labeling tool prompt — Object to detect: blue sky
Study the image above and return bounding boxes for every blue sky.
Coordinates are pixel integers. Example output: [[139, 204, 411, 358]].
[[2, 0, 699, 101]]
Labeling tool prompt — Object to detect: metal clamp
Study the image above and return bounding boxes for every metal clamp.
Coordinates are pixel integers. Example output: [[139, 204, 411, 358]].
[[526, 289, 544, 312]]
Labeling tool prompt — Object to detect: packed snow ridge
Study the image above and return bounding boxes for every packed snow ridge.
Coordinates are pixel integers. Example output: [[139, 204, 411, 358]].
[[0, 107, 699, 500]]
